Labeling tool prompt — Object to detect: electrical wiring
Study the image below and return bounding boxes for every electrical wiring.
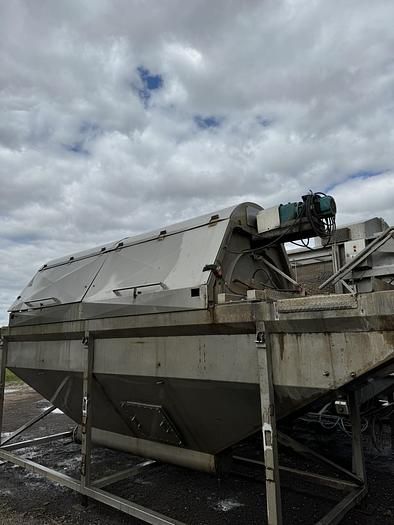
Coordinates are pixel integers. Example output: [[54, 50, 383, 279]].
[[226, 191, 336, 257], [252, 267, 277, 288], [302, 190, 336, 245], [301, 401, 393, 448]]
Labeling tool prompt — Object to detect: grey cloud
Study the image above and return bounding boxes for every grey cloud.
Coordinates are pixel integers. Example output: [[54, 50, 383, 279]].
[[0, 0, 394, 324]]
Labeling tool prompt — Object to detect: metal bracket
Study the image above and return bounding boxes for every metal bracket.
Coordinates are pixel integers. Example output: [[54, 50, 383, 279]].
[[120, 401, 183, 447], [113, 282, 168, 298], [256, 328, 283, 525]]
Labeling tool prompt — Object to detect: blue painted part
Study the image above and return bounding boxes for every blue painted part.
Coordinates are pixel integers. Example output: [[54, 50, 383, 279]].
[[279, 202, 302, 223], [317, 196, 335, 216]]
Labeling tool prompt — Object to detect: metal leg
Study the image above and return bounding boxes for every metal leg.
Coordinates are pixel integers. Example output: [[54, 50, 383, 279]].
[[0, 337, 8, 444], [256, 330, 282, 525], [80, 333, 94, 491], [390, 390, 394, 454], [315, 391, 368, 525], [348, 391, 366, 483]]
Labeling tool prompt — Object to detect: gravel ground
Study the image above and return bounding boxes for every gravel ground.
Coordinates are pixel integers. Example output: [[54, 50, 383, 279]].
[[0, 383, 393, 524]]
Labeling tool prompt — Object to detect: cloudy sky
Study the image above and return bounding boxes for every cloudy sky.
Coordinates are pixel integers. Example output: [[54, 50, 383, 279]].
[[1, 0, 394, 324]]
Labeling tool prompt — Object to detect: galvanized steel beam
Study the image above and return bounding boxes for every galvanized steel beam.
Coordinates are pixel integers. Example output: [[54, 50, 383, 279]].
[[0, 337, 7, 443], [80, 333, 94, 489], [1, 431, 73, 451], [256, 324, 282, 525]]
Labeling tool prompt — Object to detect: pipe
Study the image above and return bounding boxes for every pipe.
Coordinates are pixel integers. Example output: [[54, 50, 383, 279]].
[[75, 426, 218, 473]]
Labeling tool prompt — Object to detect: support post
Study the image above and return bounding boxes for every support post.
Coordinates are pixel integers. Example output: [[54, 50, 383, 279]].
[[0, 337, 8, 444], [347, 390, 366, 484], [256, 328, 282, 525], [390, 390, 394, 454], [331, 244, 343, 294], [80, 333, 94, 492]]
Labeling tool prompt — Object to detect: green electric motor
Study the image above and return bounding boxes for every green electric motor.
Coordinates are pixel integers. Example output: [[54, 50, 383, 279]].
[[314, 194, 337, 218], [279, 194, 336, 224], [257, 191, 336, 241], [279, 201, 303, 223]]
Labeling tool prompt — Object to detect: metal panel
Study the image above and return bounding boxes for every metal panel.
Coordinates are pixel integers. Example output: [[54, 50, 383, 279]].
[[7, 334, 258, 383], [270, 331, 394, 390], [82, 219, 229, 310], [93, 334, 258, 383], [8, 206, 236, 318], [257, 206, 281, 233], [9, 254, 107, 312], [344, 239, 367, 263], [7, 340, 84, 372], [119, 401, 183, 446], [9, 202, 304, 325], [277, 294, 358, 313]]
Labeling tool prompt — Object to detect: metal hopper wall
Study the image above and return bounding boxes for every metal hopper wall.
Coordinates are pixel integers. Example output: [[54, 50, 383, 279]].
[[3, 291, 393, 469]]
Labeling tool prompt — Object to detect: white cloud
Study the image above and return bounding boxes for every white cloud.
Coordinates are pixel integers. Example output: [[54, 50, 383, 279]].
[[0, 0, 394, 324], [332, 171, 394, 225]]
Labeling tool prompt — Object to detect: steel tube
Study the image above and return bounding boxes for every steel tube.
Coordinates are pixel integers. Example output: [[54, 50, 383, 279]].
[[80, 427, 217, 473]]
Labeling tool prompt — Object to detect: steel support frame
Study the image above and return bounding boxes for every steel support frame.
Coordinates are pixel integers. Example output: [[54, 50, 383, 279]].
[[389, 388, 394, 453], [0, 334, 186, 525], [0, 327, 370, 525], [1, 405, 57, 446], [256, 325, 283, 525], [0, 337, 8, 438], [256, 326, 368, 525]]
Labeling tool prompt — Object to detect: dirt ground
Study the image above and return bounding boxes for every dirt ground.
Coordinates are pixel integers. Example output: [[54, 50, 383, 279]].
[[0, 383, 393, 525]]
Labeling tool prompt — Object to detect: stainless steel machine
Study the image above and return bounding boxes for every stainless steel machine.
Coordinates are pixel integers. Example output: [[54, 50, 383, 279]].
[[0, 193, 393, 525], [288, 216, 394, 294]]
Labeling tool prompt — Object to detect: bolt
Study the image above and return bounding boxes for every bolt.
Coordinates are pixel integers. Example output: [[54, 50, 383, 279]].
[[323, 371, 330, 377]]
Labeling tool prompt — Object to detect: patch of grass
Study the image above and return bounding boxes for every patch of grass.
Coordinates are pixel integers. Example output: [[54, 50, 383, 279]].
[[5, 369, 23, 383]]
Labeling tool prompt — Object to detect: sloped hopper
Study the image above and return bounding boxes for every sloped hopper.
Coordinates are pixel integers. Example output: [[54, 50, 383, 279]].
[[4, 203, 394, 472]]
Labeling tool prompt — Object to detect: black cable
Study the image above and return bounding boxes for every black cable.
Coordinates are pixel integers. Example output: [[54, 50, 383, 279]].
[[226, 191, 336, 257], [303, 190, 336, 242], [252, 267, 277, 288]]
